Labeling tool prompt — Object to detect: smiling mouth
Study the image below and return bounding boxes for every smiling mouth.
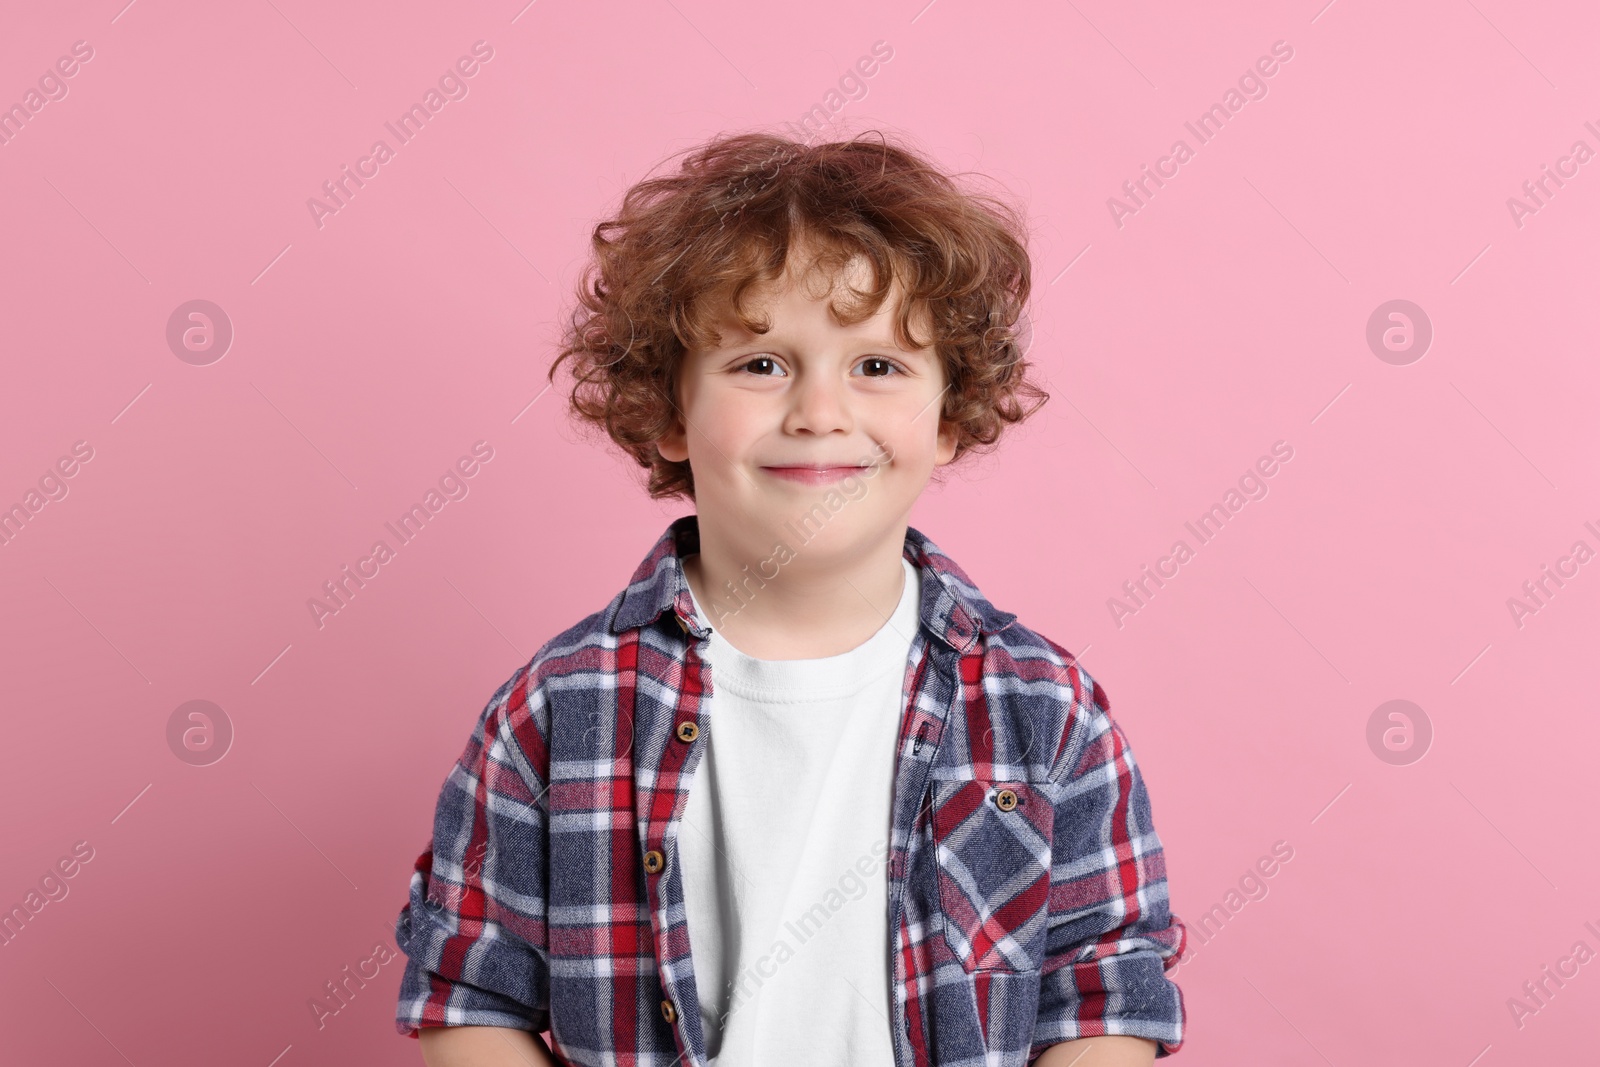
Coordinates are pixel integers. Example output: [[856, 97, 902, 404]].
[[761, 466, 870, 485]]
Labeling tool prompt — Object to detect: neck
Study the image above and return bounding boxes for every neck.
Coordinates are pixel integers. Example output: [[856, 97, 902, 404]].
[[683, 518, 911, 660]]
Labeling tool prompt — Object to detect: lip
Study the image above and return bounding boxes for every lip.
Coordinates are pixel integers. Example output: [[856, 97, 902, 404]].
[[761, 466, 869, 485]]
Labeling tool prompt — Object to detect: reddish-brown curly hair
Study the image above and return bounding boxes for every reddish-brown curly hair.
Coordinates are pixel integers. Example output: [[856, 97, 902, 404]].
[[547, 128, 1048, 501]]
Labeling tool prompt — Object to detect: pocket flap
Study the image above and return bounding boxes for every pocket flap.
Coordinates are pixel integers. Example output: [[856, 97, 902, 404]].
[[929, 778, 1052, 972]]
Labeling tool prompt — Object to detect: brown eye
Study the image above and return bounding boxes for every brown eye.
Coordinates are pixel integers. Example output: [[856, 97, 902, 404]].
[[740, 356, 784, 376], [857, 357, 905, 377]]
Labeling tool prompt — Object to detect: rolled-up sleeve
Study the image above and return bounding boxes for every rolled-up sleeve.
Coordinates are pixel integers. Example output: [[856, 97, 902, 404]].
[[1029, 668, 1187, 1060], [394, 671, 553, 1038]]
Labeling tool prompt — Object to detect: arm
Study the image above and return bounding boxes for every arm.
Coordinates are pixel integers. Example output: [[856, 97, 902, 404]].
[[418, 1025, 557, 1067], [393, 670, 556, 1043], [1036, 1035, 1158, 1067], [1030, 659, 1187, 1058]]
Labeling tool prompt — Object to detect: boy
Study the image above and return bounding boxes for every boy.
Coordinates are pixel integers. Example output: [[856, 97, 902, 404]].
[[394, 131, 1187, 1066]]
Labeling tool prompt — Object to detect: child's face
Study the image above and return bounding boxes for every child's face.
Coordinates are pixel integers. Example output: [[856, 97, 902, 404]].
[[656, 248, 959, 559]]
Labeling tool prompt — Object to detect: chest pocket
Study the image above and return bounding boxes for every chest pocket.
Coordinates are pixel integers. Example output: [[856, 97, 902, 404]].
[[929, 777, 1053, 973]]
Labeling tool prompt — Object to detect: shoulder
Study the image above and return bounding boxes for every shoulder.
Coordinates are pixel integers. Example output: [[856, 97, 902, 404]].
[[476, 598, 626, 760], [976, 612, 1098, 707], [976, 616, 1118, 786]]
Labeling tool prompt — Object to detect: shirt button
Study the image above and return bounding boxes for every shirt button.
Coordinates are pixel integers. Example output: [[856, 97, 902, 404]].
[[661, 998, 677, 1023], [994, 788, 1019, 812], [676, 721, 699, 743], [644, 849, 664, 873], [675, 614, 692, 633]]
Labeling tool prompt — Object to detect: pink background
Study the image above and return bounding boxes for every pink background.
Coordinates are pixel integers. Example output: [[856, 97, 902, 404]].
[[2, 0, 1596, 1063]]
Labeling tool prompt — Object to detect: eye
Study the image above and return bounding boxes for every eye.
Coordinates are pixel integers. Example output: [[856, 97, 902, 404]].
[[737, 355, 786, 377], [856, 357, 907, 377], [734, 355, 907, 378]]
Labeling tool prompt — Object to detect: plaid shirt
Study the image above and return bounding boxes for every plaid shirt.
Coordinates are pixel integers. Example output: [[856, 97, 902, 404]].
[[394, 514, 1187, 1065]]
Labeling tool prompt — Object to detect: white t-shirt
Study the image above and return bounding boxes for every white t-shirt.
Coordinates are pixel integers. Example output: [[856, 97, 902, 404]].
[[679, 556, 919, 1067]]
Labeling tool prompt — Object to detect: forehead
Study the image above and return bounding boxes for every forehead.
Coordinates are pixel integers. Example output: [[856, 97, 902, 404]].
[[710, 246, 929, 347]]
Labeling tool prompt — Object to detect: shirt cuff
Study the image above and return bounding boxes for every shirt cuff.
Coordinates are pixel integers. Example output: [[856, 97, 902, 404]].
[[1029, 944, 1186, 1059], [391, 881, 550, 1037]]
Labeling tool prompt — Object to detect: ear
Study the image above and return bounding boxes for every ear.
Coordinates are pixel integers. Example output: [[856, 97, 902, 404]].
[[656, 360, 695, 464], [933, 418, 959, 467], [656, 415, 689, 464]]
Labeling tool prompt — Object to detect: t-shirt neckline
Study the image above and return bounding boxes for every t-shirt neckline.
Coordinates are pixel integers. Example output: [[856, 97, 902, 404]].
[[685, 556, 921, 701]]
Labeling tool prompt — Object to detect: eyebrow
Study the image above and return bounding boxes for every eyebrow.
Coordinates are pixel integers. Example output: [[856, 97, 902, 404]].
[[717, 334, 925, 355], [729, 327, 928, 348]]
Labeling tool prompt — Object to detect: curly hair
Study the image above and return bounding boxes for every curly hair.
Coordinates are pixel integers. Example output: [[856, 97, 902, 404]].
[[547, 128, 1048, 501]]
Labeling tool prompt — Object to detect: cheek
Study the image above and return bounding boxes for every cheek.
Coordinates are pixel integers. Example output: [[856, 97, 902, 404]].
[[875, 426, 936, 472], [901, 400, 950, 459], [690, 400, 763, 457]]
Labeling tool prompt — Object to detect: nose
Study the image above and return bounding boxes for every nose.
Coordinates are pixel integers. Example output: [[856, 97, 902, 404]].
[[782, 366, 853, 437]]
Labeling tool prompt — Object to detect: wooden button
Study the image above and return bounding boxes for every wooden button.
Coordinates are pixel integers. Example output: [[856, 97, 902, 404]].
[[675, 721, 699, 743], [660, 998, 676, 1023], [675, 614, 692, 632], [994, 788, 1019, 812], [644, 849, 664, 873]]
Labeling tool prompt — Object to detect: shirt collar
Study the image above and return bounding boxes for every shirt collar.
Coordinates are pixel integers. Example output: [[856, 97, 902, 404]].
[[607, 514, 1017, 653]]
